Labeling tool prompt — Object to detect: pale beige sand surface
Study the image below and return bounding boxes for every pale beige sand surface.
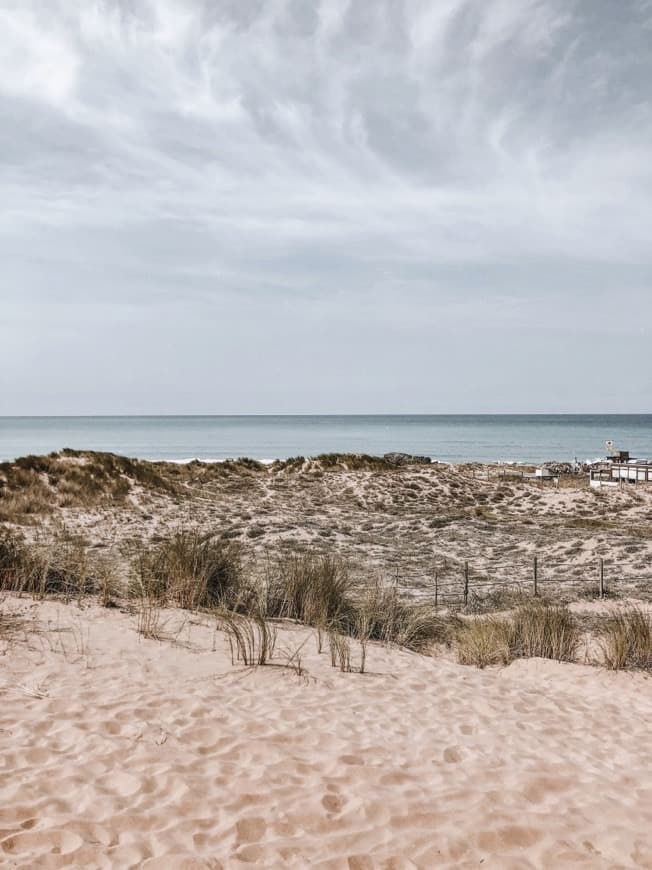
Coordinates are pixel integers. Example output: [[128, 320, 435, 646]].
[[1, 598, 651, 869]]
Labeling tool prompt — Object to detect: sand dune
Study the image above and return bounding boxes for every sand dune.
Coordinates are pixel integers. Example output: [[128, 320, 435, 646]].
[[1, 598, 651, 868]]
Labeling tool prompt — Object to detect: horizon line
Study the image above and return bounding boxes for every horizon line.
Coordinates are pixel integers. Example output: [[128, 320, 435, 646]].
[[1, 412, 651, 419]]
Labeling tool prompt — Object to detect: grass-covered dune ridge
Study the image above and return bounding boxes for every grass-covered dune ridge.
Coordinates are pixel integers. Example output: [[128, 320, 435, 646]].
[[1, 449, 651, 606], [2, 525, 650, 673]]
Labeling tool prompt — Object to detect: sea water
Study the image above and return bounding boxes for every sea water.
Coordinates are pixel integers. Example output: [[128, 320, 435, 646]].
[[0, 415, 650, 464]]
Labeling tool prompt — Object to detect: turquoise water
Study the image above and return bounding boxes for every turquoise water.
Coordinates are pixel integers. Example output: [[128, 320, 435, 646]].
[[0, 415, 650, 463]]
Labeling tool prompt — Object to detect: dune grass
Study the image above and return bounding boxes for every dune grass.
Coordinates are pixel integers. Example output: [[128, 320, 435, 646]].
[[455, 601, 580, 668], [352, 582, 458, 652], [511, 600, 580, 662], [130, 530, 244, 609], [4, 520, 650, 675], [456, 616, 514, 668], [0, 450, 177, 521], [265, 552, 355, 626], [216, 608, 278, 667], [0, 527, 109, 601], [600, 608, 651, 670]]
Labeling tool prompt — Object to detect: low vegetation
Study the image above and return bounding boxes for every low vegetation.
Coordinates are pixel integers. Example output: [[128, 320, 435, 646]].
[[129, 531, 244, 609], [2, 511, 650, 675], [0, 450, 177, 520], [217, 609, 278, 667], [456, 616, 514, 668], [455, 601, 580, 668], [600, 608, 651, 670], [0, 527, 113, 600], [265, 552, 354, 626], [511, 600, 580, 661]]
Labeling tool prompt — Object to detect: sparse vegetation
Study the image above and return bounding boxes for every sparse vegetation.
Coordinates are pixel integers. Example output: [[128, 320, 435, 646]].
[[0, 527, 100, 599], [1, 450, 651, 675], [129, 530, 244, 609], [511, 601, 580, 662], [134, 595, 165, 640], [217, 608, 277, 667], [455, 601, 580, 668], [352, 582, 458, 651], [328, 629, 352, 672], [0, 450, 179, 520], [456, 616, 514, 668], [600, 608, 651, 670], [265, 552, 355, 626]]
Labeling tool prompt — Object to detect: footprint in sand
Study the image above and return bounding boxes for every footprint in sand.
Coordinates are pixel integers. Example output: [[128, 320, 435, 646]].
[[234, 843, 265, 863], [235, 817, 267, 844], [476, 825, 542, 851], [443, 746, 463, 763], [521, 775, 573, 804], [339, 754, 364, 766], [1, 829, 83, 857], [322, 793, 346, 814], [142, 857, 221, 869], [347, 855, 375, 870]]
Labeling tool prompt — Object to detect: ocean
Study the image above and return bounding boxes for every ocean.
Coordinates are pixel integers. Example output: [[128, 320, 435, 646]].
[[0, 415, 650, 464]]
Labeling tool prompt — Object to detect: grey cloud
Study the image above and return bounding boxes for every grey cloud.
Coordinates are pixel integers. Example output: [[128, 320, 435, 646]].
[[0, 0, 651, 413]]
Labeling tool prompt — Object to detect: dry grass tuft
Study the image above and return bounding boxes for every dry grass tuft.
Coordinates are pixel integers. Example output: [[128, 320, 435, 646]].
[[0, 528, 102, 600], [352, 582, 459, 652], [511, 600, 580, 662], [0, 527, 32, 589], [600, 608, 651, 670], [130, 530, 244, 609], [456, 617, 514, 668], [135, 596, 165, 640], [328, 629, 352, 672], [455, 601, 580, 668], [266, 552, 354, 626], [217, 608, 277, 667]]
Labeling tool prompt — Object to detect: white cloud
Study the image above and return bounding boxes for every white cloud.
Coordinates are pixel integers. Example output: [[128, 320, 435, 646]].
[[0, 5, 78, 105]]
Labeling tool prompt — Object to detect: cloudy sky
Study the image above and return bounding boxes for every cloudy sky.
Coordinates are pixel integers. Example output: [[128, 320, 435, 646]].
[[1, 0, 651, 414]]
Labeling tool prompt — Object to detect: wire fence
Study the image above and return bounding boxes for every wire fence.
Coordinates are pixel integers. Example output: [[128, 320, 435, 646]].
[[3, 553, 651, 609], [367, 555, 652, 609]]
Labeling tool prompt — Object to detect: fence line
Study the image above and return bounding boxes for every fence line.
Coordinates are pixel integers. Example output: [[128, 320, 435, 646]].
[[376, 554, 652, 608]]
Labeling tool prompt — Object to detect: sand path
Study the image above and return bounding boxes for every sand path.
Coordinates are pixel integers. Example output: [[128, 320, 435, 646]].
[[1, 599, 651, 868]]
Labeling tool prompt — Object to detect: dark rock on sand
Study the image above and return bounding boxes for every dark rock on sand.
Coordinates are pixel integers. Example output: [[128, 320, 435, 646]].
[[383, 452, 432, 466]]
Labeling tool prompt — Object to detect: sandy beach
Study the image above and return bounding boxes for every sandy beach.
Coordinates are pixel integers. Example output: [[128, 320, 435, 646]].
[[1, 453, 652, 867], [2, 595, 651, 869]]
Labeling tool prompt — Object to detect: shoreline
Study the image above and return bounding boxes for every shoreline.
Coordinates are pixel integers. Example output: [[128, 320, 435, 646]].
[[0, 450, 606, 466], [1, 412, 650, 468]]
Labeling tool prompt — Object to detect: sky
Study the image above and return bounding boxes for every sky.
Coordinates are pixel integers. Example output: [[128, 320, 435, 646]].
[[1, 0, 651, 414]]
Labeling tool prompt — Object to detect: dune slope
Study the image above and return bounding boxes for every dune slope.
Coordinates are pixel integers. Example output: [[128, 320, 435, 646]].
[[1, 599, 651, 868]]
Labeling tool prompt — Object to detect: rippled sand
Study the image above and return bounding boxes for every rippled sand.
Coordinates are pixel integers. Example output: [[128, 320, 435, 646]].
[[1, 598, 651, 868]]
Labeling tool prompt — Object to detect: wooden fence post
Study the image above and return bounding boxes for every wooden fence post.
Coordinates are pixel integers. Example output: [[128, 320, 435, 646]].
[[463, 562, 469, 607], [533, 555, 538, 597], [599, 558, 604, 598]]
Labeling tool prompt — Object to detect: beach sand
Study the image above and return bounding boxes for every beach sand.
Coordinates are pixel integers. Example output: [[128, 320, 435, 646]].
[[1, 597, 651, 868]]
